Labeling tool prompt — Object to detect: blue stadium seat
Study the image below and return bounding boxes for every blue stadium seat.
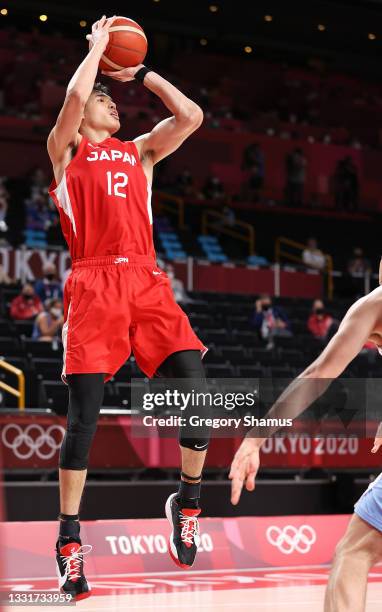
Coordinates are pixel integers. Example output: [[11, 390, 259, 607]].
[[247, 255, 269, 266], [206, 254, 228, 263], [158, 232, 178, 239], [197, 235, 219, 244], [203, 244, 222, 253], [24, 229, 47, 248], [165, 249, 187, 260]]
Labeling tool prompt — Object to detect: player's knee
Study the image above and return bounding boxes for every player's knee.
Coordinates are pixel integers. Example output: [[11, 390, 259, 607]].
[[67, 418, 98, 437], [59, 420, 98, 470], [332, 536, 348, 566], [334, 529, 382, 568], [179, 385, 212, 450], [157, 350, 211, 451]]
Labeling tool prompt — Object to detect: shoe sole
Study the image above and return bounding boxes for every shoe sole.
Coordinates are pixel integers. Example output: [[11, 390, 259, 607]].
[[165, 493, 194, 570], [59, 587, 92, 602]]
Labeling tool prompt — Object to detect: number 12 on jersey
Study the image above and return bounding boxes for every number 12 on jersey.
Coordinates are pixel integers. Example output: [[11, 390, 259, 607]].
[[106, 170, 153, 225], [106, 171, 128, 198]]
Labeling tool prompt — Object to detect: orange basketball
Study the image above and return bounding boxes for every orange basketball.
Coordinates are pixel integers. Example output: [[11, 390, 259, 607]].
[[99, 17, 148, 71]]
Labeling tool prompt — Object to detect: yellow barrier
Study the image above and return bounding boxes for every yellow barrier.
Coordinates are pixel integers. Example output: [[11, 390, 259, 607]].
[[275, 237, 333, 299], [153, 191, 185, 230], [202, 209, 255, 256], [0, 359, 25, 411]]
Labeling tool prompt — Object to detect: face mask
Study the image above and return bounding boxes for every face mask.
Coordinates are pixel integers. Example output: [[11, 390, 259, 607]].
[[23, 293, 33, 300], [45, 274, 55, 281], [262, 304, 271, 311], [315, 308, 325, 315], [167, 272, 175, 280], [50, 308, 62, 318]]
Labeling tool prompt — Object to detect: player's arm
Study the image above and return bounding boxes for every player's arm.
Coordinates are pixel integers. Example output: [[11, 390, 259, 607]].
[[369, 259, 382, 453], [229, 294, 379, 505], [372, 423, 382, 453], [47, 16, 115, 164], [102, 65, 203, 163], [133, 70, 203, 163]]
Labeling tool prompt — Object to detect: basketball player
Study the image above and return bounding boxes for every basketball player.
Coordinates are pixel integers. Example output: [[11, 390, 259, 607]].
[[229, 269, 382, 612], [48, 16, 210, 599]]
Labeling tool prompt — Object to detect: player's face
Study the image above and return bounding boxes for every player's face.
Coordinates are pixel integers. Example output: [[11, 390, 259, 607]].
[[82, 92, 120, 134]]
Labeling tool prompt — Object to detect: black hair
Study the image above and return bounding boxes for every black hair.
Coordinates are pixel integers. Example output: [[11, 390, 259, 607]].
[[92, 82, 110, 97]]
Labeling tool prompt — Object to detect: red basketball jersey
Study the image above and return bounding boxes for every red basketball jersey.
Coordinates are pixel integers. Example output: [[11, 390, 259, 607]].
[[48, 136, 154, 259]]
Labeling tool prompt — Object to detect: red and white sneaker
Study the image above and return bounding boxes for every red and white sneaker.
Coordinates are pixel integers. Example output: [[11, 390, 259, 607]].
[[55, 538, 92, 601], [165, 493, 201, 569]]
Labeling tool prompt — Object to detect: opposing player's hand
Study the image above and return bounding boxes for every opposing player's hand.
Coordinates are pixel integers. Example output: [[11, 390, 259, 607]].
[[101, 64, 145, 82], [86, 15, 116, 52], [371, 422, 382, 453], [229, 437, 261, 505]]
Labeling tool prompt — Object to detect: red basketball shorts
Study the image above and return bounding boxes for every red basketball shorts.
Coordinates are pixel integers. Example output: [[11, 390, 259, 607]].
[[62, 254, 207, 382]]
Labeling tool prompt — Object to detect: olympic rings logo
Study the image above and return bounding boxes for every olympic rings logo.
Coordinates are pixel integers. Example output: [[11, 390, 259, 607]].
[[266, 524, 316, 554], [1, 424, 65, 460]]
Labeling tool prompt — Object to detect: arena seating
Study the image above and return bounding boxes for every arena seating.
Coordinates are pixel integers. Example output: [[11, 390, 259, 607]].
[[1, 285, 380, 413], [197, 235, 228, 263], [2, 30, 382, 149], [2, 31, 382, 214], [155, 217, 188, 261]]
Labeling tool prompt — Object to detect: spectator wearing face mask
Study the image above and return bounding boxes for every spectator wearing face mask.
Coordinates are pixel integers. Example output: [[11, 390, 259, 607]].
[[252, 294, 292, 349], [34, 263, 63, 304], [32, 298, 64, 342], [307, 299, 334, 340], [10, 283, 43, 320]]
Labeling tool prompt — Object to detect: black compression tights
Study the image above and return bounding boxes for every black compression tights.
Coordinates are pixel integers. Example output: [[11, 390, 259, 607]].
[[59, 373, 105, 470], [59, 351, 210, 470], [156, 350, 211, 451]]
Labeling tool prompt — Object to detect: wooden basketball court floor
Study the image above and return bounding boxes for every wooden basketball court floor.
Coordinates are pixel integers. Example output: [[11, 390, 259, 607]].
[[3, 564, 382, 611]]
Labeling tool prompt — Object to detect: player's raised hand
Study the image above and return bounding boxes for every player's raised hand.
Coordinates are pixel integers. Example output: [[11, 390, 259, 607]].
[[86, 15, 116, 52], [229, 437, 261, 505], [371, 422, 382, 453], [101, 64, 145, 82]]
